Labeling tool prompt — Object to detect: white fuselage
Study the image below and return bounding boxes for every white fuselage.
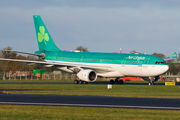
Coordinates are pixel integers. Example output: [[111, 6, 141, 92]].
[[45, 60, 169, 77]]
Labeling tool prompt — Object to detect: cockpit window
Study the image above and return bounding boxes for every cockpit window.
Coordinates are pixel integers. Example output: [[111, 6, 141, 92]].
[[155, 61, 166, 64]]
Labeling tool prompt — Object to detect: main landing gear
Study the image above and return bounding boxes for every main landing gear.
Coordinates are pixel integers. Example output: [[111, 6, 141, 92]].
[[74, 80, 88, 84], [110, 78, 123, 85]]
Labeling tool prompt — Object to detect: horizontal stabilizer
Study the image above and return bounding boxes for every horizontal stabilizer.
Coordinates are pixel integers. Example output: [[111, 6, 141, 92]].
[[164, 52, 177, 61], [2, 50, 44, 58]]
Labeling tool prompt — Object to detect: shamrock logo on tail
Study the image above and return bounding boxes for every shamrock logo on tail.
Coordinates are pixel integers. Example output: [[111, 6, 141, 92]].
[[38, 26, 49, 45]]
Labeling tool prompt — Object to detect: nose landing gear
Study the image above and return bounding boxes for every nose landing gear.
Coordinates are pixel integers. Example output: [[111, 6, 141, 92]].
[[148, 76, 159, 85], [149, 81, 154, 85]]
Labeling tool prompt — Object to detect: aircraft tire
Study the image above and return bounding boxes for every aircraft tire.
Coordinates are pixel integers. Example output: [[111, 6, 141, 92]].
[[149, 82, 154, 85], [79, 80, 83, 84], [74, 80, 79, 84], [119, 80, 123, 84], [152, 81, 154, 85], [115, 79, 119, 84], [110, 79, 114, 84], [79, 80, 82, 84], [83, 82, 88, 84]]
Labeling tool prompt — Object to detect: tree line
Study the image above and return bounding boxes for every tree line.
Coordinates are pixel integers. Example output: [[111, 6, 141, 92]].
[[0, 46, 44, 72]]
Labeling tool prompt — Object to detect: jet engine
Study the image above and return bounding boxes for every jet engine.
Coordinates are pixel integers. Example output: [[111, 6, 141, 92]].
[[77, 69, 97, 82]]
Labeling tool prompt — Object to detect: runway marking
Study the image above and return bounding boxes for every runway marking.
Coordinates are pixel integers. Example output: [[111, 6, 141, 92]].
[[0, 102, 180, 110]]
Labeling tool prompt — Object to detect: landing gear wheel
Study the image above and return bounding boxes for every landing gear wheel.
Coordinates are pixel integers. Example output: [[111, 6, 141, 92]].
[[110, 79, 114, 84], [83, 81, 88, 84], [79, 80, 83, 84], [119, 80, 123, 84], [115, 79, 119, 84], [74, 80, 79, 84], [152, 81, 154, 85]]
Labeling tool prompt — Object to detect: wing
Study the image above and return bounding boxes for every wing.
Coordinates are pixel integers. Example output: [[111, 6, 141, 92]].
[[0, 58, 114, 72]]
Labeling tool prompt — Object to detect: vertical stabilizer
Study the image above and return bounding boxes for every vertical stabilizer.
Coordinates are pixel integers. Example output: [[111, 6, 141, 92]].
[[172, 52, 177, 59], [33, 15, 61, 51]]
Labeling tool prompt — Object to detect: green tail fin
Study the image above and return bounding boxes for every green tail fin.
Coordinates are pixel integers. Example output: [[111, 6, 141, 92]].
[[172, 52, 177, 58], [33, 15, 61, 51]]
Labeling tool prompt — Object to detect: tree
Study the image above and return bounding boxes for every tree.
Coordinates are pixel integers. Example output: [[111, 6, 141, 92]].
[[0, 46, 44, 72], [130, 50, 143, 54], [1, 46, 17, 58], [177, 53, 180, 61], [75, 46, 88, 52], [152, 52, 165, 59], [130, 50, 137, 54], [0, 46, 17, 72], [167, 63, 179, 75]]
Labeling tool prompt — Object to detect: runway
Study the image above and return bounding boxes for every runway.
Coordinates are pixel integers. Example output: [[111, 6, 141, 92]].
[[0, 94, 180, 110]]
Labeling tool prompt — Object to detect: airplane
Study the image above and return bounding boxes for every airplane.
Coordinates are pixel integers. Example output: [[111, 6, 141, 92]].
[[0, 15, 176, 85]]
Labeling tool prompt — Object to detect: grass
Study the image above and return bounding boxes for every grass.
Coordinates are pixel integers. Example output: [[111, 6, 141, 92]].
[[0, 105, 180, 120], [0, 83, 180, 98]]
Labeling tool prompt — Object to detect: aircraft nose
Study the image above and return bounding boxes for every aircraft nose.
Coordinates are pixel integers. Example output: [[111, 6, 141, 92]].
[[150, 65, 169, 76], [156, 65, 169, 76], [163, 65, 169, 73]]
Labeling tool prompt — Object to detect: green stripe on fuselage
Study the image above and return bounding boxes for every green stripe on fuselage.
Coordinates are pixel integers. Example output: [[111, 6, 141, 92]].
[[35, 51, 166, 65]]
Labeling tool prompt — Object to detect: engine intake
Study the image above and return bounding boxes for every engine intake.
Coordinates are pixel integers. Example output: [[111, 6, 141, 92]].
[[77, 69, 97, 82]]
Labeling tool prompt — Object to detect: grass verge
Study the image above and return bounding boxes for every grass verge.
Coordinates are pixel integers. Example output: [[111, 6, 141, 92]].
[[0, 105, 180, 120], [0, 84, 180, 98]]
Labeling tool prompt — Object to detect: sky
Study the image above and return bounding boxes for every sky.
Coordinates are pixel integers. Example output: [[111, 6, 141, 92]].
[[0, 0, 180, 57]]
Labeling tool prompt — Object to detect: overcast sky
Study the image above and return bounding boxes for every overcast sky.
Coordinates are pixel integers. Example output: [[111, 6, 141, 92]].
[[1, 0, 180, 57]]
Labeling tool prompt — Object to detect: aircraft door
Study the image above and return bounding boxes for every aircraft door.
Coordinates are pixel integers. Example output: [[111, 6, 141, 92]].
[[143, 58, 150, 67], [121, 57, 127, 66], [52, 53, 58, 61], [120, 57, 130, 75], [142, 58, 150, 76], [80, 56, 84, 65]]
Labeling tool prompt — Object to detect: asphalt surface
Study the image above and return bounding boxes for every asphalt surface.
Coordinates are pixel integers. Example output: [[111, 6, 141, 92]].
[[0, 94, 180, 110]]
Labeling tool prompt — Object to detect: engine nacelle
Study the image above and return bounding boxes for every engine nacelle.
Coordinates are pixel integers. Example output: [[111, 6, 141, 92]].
[[77, 69, 97, 82]]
